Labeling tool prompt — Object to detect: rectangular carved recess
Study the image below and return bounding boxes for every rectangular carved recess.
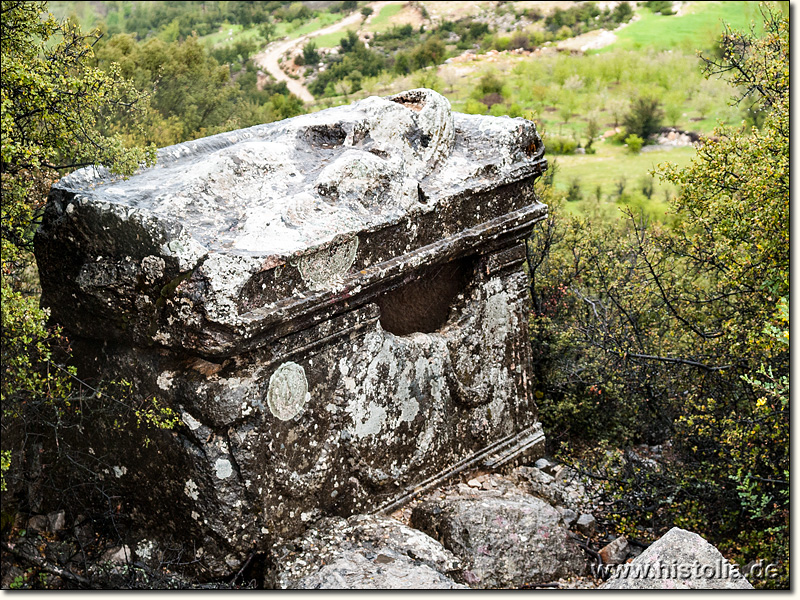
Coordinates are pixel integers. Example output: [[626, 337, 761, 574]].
[[376, 255, 477, 336]]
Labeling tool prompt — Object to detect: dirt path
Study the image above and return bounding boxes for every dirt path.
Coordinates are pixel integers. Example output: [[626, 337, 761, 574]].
[[253, 1, 401, 104]]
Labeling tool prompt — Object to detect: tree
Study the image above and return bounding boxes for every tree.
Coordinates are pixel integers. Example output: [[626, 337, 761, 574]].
[[303, 40, 320, 65], [1, 0, 154, 505], [92, 34, 244, 146], [528, 5, 788, 587], [622, 96, 664, 141]]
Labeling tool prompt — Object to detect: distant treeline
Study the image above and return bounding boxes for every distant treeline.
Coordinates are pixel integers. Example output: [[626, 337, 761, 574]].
[[92, 1, 327, 38], [91, 32, 304, 148]]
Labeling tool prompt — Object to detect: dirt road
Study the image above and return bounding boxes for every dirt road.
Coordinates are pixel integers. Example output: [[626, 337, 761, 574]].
[[253, 2, 400, 104]]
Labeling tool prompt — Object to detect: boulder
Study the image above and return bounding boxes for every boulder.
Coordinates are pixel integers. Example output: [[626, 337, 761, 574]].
[[269, 514, 465, 589], [101, 546, 132, 565], [47, 510, 66, 533], [291, 553, 466, 589], [600, 527, 754, 589], [411, 492, 588, 588], [559, 507, 578, 528], [26, 515, 49, 533]]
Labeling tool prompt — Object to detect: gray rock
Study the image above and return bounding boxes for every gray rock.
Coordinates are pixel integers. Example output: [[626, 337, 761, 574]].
[[534, 457, 553, 472], [101, 545, 132, 565], [411, 493, 588, 588], [26, 515, 49, 532], [559, 507, 578, 528], [34, 89, 548, 577], [510, 466, 594, 513], [576, 513, 596, 536], [292, 553, 466, 589], [47, 510, 66, 532], [599, 536, 630, 565], [600, 527, 754, 589], [551, 464, 567, 482], [270, 514, 465, 589]]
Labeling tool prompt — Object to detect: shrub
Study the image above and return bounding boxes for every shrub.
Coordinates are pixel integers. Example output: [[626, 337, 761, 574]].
[[544, 136, 577, 154], [623, 96, 665, 140], [624, 133, 644, 153], [476, 72, 505, 96], [509, 31, 532, 50], [463, 98, 488, 114], [565, 179, 583, 202], [303, 40, 319, 65]]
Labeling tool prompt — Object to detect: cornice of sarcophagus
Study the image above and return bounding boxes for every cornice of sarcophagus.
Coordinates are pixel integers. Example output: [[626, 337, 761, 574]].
[[36, 89, 546, 358]]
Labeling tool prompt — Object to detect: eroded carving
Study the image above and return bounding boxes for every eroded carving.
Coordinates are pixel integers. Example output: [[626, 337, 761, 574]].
[[267, 361, 310, 421]]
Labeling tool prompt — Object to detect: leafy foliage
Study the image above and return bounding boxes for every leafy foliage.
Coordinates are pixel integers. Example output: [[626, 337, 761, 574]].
[[1, 2, 155, 459], [622, 96, 664, 141], [91, 32, 303, 148], [0, 0, 186, 550], [529, 5, 789, 587]]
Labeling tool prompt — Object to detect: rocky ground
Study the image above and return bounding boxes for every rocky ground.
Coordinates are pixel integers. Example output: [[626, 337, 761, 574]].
[[1, 454, 754, 589]]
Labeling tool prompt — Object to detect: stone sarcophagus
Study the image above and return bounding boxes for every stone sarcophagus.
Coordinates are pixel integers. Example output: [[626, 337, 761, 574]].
[[35, 89, 547, 575]]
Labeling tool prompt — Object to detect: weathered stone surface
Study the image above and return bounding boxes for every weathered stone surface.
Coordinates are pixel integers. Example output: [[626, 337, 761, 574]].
[[509, 465, 595, 514], [101, 546, 132, 565], [559, 507, 578, 528], [576, 513, 596, 536], [290, 553, 466, 589], [411, 492, 588, 588], [47, 510, 66, 533], [36, 88, 546, 356], [269, 514, 465, 589], [599, 536, 630, 565], [34, 89, 547, 577], [26, 515, 49, 533], [600, 527, 754, 589]]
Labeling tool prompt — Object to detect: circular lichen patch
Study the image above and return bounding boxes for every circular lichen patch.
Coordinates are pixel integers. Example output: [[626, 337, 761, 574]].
[[267, 361, 309, 421]]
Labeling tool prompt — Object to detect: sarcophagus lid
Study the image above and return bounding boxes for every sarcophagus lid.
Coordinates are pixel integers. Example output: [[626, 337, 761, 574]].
[[38, 89, 546, 357]]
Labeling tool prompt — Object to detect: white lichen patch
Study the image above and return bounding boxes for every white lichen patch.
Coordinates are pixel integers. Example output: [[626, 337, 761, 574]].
[[215, 457, 233, 480], [184, 479, 199, 500], [197, 253, 262, 325], [136, 539, 158, 561], [297, 237, 358, 291], [156, 371, 174, 391], [181, 411, 202, 431]]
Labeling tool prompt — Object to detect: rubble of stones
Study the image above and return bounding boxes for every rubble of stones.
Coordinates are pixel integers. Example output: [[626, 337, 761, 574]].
[[266, 460, 753, 590], [3, 457, 754, 590]]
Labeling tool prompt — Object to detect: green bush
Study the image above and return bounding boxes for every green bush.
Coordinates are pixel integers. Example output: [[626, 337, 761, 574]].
[[544, 136, 577, 154], [529, 7, 789, 587], [624, 133, 644, 153], [622, 96, 665, 141]]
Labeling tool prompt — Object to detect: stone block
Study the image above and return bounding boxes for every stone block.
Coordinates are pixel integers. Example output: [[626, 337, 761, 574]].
[[411, 493, 588, 587], [34, 89, 548, 576]]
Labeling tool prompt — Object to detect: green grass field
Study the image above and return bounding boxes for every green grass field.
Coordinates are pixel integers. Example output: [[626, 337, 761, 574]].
[[552, 143, 696, 219], [596, 1, 768, 54], [365, 3, 405, 33], [311, 23, 360, 48]]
